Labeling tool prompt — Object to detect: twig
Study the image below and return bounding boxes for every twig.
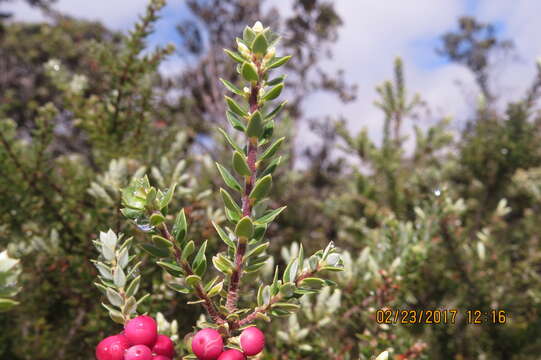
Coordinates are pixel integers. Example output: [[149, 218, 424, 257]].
[[225, 59, 262, 313], [159, 223, 226, 325]]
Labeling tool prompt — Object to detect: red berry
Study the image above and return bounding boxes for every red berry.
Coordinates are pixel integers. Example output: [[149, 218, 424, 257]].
[[152, 335, 175, 358], [191, 328, 224, 360], [239, 327, 265, 356], [217, 349, 245, 360], [96, 334, 130, 360], [152, 356, 171, 360], [125, 315, 158, 347], [124, 345, 153, 360]]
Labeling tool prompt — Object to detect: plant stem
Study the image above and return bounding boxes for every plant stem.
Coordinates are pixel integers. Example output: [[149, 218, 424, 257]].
[[226, 70, 262, 313], [159, 223, 226, 325]]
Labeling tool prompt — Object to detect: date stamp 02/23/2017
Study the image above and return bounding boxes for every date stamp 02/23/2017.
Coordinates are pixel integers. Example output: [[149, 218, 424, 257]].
[[375, 309, 509, 325]]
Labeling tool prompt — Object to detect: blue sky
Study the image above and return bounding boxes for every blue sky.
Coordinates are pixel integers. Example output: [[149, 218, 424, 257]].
[[4, 0, 541, 148]]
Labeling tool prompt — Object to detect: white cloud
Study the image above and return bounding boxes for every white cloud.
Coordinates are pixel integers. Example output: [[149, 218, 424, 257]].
[[3, 0, 150, 29], [301, 0, 541, 152], [302, 0, 471, 149]]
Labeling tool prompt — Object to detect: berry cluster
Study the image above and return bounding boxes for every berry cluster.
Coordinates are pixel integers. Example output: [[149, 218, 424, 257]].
[[191, 327, 264, 360], [96, 316, 175, 360]]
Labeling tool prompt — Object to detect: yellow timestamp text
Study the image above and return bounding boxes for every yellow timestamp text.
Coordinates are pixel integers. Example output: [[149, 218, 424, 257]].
[[375, 309, 508, 325]]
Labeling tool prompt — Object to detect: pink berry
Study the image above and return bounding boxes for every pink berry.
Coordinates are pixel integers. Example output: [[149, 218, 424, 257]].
[[217, 349, 245, 360], [125, 315, 158, 347], [124, 345, 153, 360], [152, 335, 175, 358], [239, 327, 265, 356], [191, 328, 224, 360], [152, 356, 171, 360], [96, 334, 130, 360]]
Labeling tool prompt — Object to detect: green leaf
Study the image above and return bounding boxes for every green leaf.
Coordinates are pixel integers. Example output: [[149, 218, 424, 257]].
[[216, 162, 242, 193], [204, 276, 220, 292], [167, 282, 190, 294], [267, 75, 286, 86], [93, 261, 112, 280], [140, 243, 169, 258], [224, 49, 245, 63], [262, 120, 274, 140], [283, 258, 298, 283], [309, 256, 319, 271], [267, 55, 292, 69], [120, 207, 143, 220], [320, 265, 344, 272], [279, 282, 296, 297], [122, 296, 137, 316], [253, 224, 267, 242], [249, 175, 272, 201], [157, 261, 185, 277], [212, 222, 236, 249], [263, 83, 284, 101], [245, 242, 269, 259], [113, 267, 126, 288], [225, 96, 247, 117], [261, 156, 282, 177], [212, 254, 234, 274], [220, 78, 244, 96], [254, 206, 287, 225], [262, 285, 271, 305], [125, 275, 141, 297], [159, 183, 176, 209], [136, 293, 151, 306], [94, 282, 108, 294], [152, 235, 172, 248], [186, 275, 202, 287], [255, 312, 271, 322], [257, 284, 265, 306], [235, 216, 254, 239], [172, 209, 188, 244], [252, 32, 268, 54], [232, 151, 251, 176], [220, 188, 242, 217], [246, 111, 264, 138], [271, 302, 300, 312], [192, 240, 208, 270], [145, 187, 157, 206], [118, 247, 129, 269], [181, 240, 195, 261], [243, 26, 256, 44], [271, 266, 280, 295], [226, 111, 246, 132], [241, 62, 259, 82], [207, 281, 224, 297], [244, 260, 268, 273], [217, 128, 243, 153], [109, 309, 125, 324], [295, 288, 318, 296], [260, 137, 284, 162], [266, 101, 287, 120], [298, 244, 304, 271], [299, 277, 326, 289], [106, 288, 123, 307], [224, 207, 241, 223], [326, 253, 341, 266]]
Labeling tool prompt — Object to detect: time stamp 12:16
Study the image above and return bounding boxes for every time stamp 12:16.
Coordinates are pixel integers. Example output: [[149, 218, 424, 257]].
[[375, 309, 508, 325]]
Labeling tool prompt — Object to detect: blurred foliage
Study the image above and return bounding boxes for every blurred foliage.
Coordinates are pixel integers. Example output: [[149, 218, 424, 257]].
[[0, 0, 541, 359]]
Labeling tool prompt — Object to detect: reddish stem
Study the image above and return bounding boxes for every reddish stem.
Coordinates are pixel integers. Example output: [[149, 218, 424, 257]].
[[225, 75, 261, 314]]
